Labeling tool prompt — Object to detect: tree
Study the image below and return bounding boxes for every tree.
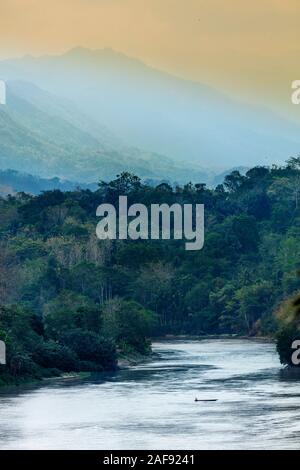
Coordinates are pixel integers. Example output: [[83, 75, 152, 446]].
[[224, 170, 246, 193], [102, 299, 156, 354]]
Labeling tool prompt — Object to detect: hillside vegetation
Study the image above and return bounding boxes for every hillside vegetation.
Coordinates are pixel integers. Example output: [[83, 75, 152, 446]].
[[2, 48, 300, 167], [0, 81, 209, 184], [276, 290, 300, 366], [0, 160, 300, 383]]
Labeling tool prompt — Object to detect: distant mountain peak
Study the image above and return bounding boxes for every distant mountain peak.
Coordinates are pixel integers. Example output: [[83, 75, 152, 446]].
[[64, 46, 129, 56], [60, 46, 146, 68], [1, 48, 300, 170]]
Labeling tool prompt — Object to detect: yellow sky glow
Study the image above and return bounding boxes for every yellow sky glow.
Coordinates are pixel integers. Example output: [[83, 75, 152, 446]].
[[1, 0, 300, 119]]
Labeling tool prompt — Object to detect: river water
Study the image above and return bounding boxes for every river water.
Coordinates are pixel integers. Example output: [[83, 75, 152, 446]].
[[0, 339, 299, 450]]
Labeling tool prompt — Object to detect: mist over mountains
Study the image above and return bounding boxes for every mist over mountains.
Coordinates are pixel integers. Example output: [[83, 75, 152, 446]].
[[0, 80, 209, 183], [0, 47, 300, 184]]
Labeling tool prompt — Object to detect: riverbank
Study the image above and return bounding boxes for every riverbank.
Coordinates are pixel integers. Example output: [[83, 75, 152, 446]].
[[0, 335, 277, 391], [117, 350, 155, 369], [156, 334, 274, 342], [0, 339, 291, 450], [0, 349, 153, 391]]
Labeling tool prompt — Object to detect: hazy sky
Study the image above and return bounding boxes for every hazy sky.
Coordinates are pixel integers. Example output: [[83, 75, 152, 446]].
[[1, 0, 300, 119]]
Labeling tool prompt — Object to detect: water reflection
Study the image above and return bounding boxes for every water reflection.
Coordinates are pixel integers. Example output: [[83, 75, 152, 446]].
[[0, 339, 299, 449]]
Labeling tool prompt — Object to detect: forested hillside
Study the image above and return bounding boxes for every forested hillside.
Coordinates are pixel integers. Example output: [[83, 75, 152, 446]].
[[0, 80, 210, 184], [0, 169, 97, 196], [2, 48, 300, 168], [1, 160, 300, 384], [276, 291, 300, 366]]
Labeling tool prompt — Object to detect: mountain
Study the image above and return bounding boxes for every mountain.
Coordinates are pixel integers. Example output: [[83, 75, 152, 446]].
[[0, 166, 245, 197], [0, 169, 97, 196], [0, 80, 210, 183], [1, 47, 300, 168], [212, 166, 249, 187]]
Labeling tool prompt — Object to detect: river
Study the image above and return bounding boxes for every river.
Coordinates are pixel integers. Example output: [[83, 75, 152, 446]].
[[0, 339, 299, 450]]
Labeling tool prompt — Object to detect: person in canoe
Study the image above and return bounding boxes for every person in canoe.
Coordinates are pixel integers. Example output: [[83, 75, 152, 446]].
[[194, 398, 217, 402]]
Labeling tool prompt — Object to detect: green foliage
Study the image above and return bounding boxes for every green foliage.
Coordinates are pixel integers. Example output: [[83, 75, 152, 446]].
[[61, 329, 117, 370], [1, 162, 300, 381], [276, 326, 299, 366], [275, 290, 300, 366], [32, 340, 78, 372]]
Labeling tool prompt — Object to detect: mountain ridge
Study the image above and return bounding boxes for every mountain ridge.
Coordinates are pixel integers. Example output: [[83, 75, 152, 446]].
[[0, 80, 211, 183], [1, 48, 300, 174]]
